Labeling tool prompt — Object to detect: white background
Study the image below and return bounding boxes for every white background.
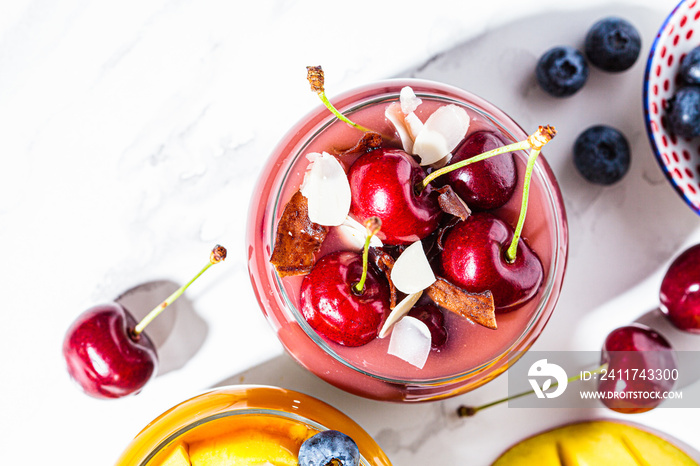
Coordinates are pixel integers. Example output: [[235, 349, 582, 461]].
[[1, 0, 699, 464]]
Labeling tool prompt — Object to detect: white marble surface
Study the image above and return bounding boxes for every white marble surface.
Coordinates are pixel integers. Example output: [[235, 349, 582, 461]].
[[2, 0, 699, 464]]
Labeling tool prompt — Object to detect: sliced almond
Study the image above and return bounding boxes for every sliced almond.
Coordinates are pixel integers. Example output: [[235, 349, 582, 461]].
[[390, 241, 436, 295], [385, 87, 425, 153], [404, 112, 425, 141], [413, 104, 469, 166], [299, 152, 351, 226], [399, 86, 422, 115], [387, 316, 432, 369], [336, 215, 384, 251], [378, 290, 423, 338], [385, 103, 415, 153]]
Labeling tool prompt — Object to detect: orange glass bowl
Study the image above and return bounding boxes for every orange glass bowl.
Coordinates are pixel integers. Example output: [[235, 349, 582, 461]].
[[115, 385, 392, 465]]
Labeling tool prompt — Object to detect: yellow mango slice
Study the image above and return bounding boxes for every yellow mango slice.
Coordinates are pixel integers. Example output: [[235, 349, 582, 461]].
[[492, 420, 697, 466], [188, 430, 297, 466], [153, 443, 191, 466], [186, 416, 316, 466]]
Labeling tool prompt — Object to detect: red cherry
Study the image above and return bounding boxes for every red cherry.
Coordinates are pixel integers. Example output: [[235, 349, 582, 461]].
[[63, 303, 157, 399], [408, 304, 447, 349], [62, 245, 225, 399], [660, 244, 700, 333], [597, 324, 677, 414], [348, 148, 442, 245], [445, 131, 517, 210], [439, 212, 543, 311], [300, 251, 390, 347]]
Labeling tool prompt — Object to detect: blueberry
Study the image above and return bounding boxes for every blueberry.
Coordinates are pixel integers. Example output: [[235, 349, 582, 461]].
[[668, 86, 700, 139], [298, 430, 360, 466], [679, 46, 700, 85], [536, 46, 589, 97], [585, 17, 641, 72], [573, 125, 630, 185]]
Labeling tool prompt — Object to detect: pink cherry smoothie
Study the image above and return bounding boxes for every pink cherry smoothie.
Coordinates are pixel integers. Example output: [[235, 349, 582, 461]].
[[247, 80, 568, 401]]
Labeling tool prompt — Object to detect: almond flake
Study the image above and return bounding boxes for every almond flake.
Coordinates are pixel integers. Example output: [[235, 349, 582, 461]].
[[387, 316, 432, 369], [378, 290, 423, 338], [413, 104, 469, 166], [390, 241, 436, 295], [404, 112, 425, 141], [385, 87, 426, 154], [400, 86, 422, 114], [300, 152, 351, 226], [385, 103, 415, 153], [337, 216, 383, 251]]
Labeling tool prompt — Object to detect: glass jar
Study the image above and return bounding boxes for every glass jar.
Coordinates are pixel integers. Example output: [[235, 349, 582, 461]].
[[247, 79, 568, 402]]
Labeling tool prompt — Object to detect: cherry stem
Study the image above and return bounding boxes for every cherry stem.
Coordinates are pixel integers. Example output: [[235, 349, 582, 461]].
[[318, 92, 372, 133], [420, 125, 556, 191], [307, 65, 372, 133], [353, 217, 381, 294], [456, 363, 608, 417], [132, 245, 227, 336], [420, 139, 531, 191], [505, 148, 539, 263]]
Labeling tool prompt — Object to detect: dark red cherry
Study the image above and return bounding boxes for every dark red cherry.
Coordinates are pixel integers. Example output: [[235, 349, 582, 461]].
[[408, 304, 447, 349], [63, 302, 158, 399], [300, 251, 390, 347], [348, 148, 442, 245], [597, 324, 677, 414], [439, 212, 543, 311], [445, 131, 517, 210], [62, 245, 225, 399], [660, 244, 700, 333]]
